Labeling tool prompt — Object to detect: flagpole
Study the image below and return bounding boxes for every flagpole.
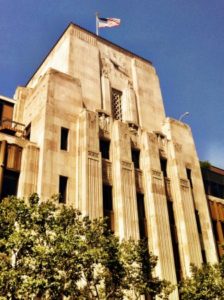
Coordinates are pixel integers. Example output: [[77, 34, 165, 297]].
[[96, 12, 99, 36]]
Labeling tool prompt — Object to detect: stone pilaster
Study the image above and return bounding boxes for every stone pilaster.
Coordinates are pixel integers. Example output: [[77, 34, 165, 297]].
[[111, 121, 139, 239], [141, 131, 178, 299], [101, 75, 112, 114], [76, 110, 103, 218], [168, 140, 202, 276], [17, 144, 39, 198]]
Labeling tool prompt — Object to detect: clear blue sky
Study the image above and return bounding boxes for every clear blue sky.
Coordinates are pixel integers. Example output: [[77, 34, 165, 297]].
[[0, 0, 223, 168]]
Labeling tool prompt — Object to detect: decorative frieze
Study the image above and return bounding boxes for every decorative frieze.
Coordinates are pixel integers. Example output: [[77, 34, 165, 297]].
[[180, 178, 189, 188], [88, 151, 99, 159], [152, 169, 162, 179], [71, 28, 97, 46], [121, 160, 132, 170]]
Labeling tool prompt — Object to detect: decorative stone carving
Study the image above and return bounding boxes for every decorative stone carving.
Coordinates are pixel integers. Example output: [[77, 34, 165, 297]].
[[180, 178, 189, 188], [128, 122, 139, 135], [152, 169, 162, 179], [121, 161, 132, 169], [101, 57, 113, 78], [88, 151, 99, 159], [98, 111, 110, 133], [71, 28, 96, 46], [174, 142, 182, 152]]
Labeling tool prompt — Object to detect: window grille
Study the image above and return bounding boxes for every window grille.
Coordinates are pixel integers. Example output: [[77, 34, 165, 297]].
[[112, 89, 122, 120]]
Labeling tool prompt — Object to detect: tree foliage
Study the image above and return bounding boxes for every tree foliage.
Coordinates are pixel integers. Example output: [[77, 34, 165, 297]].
[[179, 259, 224, 300], [0, 195, 173, 300]]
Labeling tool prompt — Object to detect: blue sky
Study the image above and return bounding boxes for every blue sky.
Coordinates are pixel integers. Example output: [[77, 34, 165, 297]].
[[0, 0, 223, 168]]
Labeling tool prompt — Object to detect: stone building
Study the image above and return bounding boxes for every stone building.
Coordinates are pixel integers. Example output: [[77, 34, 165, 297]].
[[0, 23, 219, 299]]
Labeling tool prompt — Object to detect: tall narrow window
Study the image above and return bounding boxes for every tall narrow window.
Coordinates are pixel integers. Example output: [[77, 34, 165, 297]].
[[137, 193, 147, 239], [167, 200, 182, 282], [103, 185, 114, 232], [112, 89, 122, 120], [160, 157, 167, 178], [59, 176, 68, 203], [100, 139, 110, 160], [60, 127, 69, 151], [186, 168, 193, 188], [25, 123, 31, 140], [132, 148, 140, 169]]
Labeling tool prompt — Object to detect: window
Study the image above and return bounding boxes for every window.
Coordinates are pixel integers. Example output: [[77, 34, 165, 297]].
[[100, 139, 110, 160], [1, 170, 19, 199], [195, 210, 202, 234], [59, 176, 68, 203], [137, 193, 147, 239], [160, 157, 167, 178], [167, 200, 182, 282], [186, 168, 193, 188], [132, 148, 140, 169], [25, 123, 31, 140], [111, 89, 122, 120], [60, 127, 69, 151], [103, 185, 114, 232]]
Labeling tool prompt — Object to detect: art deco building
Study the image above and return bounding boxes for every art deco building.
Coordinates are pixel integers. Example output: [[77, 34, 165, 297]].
[[0, 24, 219, 299]]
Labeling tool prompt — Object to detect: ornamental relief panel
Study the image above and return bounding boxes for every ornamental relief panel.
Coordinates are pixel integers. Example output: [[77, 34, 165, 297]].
[[88, 151, 99, 159], [152, 169, 162, 180], [100, 52, 131, 81]]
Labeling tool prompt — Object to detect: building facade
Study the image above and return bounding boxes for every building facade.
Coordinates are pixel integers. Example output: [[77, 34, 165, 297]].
[[0, 24, 220, 299]]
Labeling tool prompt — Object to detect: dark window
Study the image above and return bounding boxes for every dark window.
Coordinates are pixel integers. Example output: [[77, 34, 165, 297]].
[[222, 222, 224, 237], [60, 127, 69, 151], [195, 210, 202, 234], [25, 123, 31, 140], [100, 139, 110, 160], [112, 89, 122, 120], [212, 220, 219, 241], [137, 193, 147, 239], [160, 158, 167, 178], [201, 249, 207, 264], [1, 170, 19, 199], [132, 149, 140, 169], [186, 168, 193, 188], [59, 176, 68, 203], [167, 200, 182, 282], [103, 185, 114, 231]]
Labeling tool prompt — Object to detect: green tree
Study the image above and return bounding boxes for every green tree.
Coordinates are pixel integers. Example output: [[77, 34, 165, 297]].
[[0, 195, 173, 300], [179, 259, 224, 300]]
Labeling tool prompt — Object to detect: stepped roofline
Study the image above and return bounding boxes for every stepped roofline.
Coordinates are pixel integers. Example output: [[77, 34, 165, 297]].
[[26, 22, 153, 86]]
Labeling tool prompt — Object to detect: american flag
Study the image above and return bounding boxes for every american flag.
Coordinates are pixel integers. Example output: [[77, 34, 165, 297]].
[[98, 17, 121, 28]]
